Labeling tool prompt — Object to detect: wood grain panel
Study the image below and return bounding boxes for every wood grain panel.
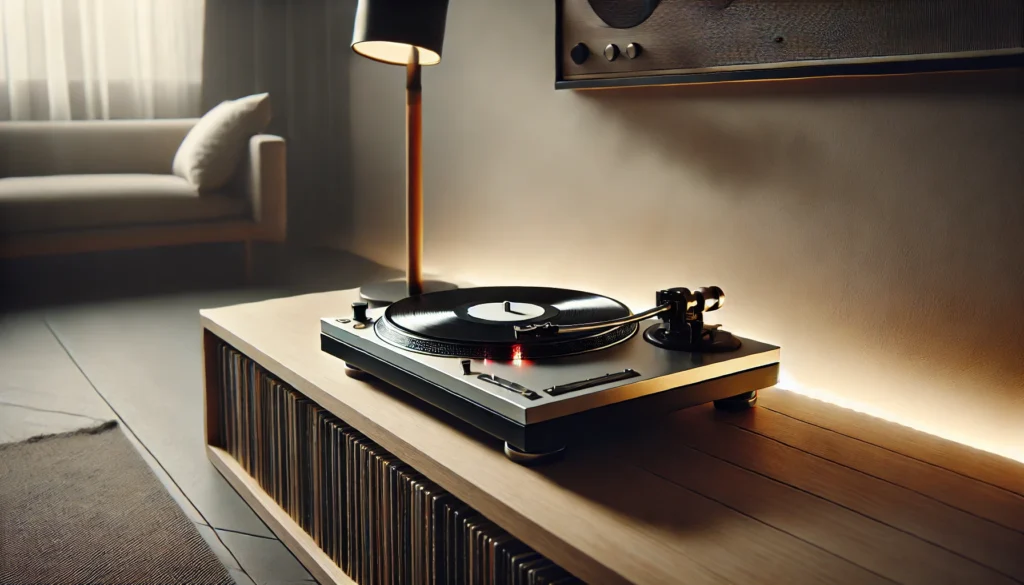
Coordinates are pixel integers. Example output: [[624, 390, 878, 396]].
[[669, 406, 1024, 581], [559, 0, 1024, 85], [758, 390, 1024, 498], [535, 447, 888, 585], [608, 427, 1011, 585], [202, 329, 222, 448], [716, 397, 1024, 534]]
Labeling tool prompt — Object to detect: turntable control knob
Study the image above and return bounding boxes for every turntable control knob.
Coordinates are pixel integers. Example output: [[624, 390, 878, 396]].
[[351, 301, 369, 323], [461, 359, 472, 375], [570, 43, 589, 65]]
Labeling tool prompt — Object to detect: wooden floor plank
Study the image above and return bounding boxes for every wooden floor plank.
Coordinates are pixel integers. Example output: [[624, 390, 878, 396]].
[[716, 403, 1024, 535], [610, 427, 1014, 585], [669, 405, 1024, 581], [759, 390, 1024, 497]]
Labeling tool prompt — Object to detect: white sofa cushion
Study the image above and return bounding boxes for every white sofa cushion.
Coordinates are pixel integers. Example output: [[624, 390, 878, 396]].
[[172, 93, 271, 192], [0, 174, 248, 235]]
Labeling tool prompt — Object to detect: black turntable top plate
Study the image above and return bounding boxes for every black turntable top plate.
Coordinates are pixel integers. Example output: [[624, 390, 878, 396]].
[[374, 286, 637, 360]]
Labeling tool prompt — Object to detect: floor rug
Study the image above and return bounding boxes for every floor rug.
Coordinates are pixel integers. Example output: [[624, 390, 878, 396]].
[[0, 421, 234, 584]]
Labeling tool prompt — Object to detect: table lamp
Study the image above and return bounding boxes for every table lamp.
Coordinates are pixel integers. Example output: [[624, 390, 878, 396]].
[[352, 0, 457, 304]]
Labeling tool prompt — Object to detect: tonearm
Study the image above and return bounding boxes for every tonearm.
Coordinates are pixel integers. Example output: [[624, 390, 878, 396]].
[[514, 286, 741, 352]]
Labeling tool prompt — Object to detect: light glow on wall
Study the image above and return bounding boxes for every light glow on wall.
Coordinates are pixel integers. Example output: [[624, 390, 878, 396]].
[[777, 368, 1024, 464]]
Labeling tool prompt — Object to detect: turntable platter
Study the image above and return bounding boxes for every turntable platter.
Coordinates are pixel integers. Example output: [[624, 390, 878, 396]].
[[374, 287, 637, 359]]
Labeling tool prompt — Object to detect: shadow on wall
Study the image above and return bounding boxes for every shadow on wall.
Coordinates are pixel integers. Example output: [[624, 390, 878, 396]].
[[578, 71, 1024, 200], [570, 71, 1024, 457]]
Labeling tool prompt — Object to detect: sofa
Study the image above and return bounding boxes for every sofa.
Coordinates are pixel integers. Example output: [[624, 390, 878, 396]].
[[0, 119, 286, 265]]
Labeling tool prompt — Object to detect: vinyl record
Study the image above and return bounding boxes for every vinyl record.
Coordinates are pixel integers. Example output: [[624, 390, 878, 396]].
[[375, 286, 636, 360]]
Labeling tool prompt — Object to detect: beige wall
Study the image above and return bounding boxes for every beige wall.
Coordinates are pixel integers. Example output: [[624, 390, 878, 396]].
[[346, 0, 1024, 461]]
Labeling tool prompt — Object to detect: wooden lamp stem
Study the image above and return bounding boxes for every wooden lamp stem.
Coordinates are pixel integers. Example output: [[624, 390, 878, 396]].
[[357, 48, 457, 304], [406, 54, 424, 297]]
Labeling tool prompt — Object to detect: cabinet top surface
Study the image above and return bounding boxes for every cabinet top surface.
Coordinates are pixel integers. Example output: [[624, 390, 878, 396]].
[[202, 289, 1024, 585]]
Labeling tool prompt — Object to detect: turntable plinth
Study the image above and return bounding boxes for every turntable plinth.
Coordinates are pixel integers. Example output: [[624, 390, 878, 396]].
[[202, 289, 1024, 585]]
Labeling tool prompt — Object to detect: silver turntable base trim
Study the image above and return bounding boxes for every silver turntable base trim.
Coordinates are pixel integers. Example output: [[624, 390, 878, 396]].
[[321, 314, 780, 425]]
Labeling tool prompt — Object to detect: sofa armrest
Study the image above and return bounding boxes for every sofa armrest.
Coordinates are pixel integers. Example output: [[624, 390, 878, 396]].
[[243, 134, 287, 242]]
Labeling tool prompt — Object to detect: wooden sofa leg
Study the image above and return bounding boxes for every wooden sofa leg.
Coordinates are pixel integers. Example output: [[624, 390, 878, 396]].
[[243, 240, 253, 283]]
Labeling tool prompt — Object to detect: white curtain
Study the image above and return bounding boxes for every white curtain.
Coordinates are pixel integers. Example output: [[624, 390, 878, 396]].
[[0, 0, 205, 121]]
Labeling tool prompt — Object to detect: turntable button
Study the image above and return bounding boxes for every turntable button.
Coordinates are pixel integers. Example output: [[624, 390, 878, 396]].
[[461, 359, 472, 375], [352, 301, 369, 322]]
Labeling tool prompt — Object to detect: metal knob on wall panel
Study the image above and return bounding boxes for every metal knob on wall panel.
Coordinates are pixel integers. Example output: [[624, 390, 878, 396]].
[[570, 43, 590, 64], [604, 43, 620, 61], [626, 42, 642, 59]]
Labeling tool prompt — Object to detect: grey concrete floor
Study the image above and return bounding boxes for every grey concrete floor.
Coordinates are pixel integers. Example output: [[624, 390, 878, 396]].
[[0, 243, 397, 585]]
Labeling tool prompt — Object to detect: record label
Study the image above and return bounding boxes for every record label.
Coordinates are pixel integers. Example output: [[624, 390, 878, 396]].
[[464, 302, 549, 323]]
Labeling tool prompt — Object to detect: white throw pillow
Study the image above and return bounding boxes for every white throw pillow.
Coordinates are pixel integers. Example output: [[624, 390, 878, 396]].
[[172, 93, 271, 191]]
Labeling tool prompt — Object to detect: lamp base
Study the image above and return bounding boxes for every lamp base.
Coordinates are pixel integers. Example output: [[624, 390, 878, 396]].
[[359, 279, 458, 306]]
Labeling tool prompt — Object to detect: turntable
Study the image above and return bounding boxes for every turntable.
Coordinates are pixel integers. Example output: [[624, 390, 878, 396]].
[[320, 286, 780, 464]]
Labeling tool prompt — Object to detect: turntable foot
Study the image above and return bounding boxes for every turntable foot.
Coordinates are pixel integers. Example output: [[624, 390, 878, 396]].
[[503, 442, 565, 465], [344, 363, 374, 380], [713, 390, 758, 412]]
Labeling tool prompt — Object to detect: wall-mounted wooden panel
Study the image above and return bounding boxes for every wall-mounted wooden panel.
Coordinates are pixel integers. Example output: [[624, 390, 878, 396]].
[[556, 0, 1024, 89]]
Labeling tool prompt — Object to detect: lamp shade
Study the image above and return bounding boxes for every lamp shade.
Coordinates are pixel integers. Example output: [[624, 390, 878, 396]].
[[351, 0, 450, 66]]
